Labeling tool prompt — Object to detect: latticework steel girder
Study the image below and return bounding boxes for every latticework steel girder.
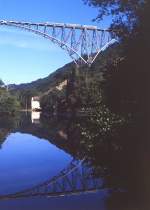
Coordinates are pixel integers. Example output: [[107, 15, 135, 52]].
[[0, 20, 116, 66], [0, 159, 104, 199]]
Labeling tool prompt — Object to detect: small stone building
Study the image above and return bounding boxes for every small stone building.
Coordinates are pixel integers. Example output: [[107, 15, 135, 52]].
[[31, 96, 41, 111]]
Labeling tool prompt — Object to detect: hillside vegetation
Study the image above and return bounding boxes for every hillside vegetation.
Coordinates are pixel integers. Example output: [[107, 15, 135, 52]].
[[10, 42, 122, 113], [0, 86, 20, 114]]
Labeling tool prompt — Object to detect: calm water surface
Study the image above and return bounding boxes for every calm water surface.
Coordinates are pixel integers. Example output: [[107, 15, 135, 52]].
[[0, 132, 72, 194], [0, 112, 110, 210], [0, 112, 147, 210]]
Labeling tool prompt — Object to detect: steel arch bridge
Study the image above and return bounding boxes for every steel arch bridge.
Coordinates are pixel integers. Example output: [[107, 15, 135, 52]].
[[0, 20, 116, 66], [0, 159, 105, 200]]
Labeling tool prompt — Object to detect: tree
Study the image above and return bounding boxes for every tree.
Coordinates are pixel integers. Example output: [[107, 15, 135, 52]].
[[83, 0, 150, 117], [0, 89, 20, 113], [0, 79, 4, 87], [82, 1, 150, 206], [18, 89, 39, 109], [83, 0, 149, 36]]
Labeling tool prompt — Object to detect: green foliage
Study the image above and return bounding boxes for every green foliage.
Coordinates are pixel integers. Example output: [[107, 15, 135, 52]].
[[20, 89, 39, 109], [83, 0, 148, 36], [78, 104, 125, 152], [40, 91, 57, 113], [83, 0, 150, 119], [0, 88, 20, 113], [61, 71, 126, 155], [0, 79, 4, 87]]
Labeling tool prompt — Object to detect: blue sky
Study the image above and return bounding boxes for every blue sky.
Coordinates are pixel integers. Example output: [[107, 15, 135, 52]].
[[0, 0, 111, 84]]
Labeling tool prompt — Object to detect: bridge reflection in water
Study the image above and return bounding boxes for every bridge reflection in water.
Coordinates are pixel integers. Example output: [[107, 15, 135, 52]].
[[0, 159, 104, 200]]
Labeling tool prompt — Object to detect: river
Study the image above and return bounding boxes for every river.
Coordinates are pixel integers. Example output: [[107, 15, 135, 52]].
[[0, 112, 149, 210]]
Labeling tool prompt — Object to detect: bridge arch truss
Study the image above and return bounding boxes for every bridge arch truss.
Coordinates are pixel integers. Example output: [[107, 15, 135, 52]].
[[0, 20, 116, 66]]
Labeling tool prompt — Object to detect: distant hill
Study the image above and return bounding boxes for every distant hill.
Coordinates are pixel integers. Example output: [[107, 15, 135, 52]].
[[9, 62, 75, 94], [9, 43, 122, 97]]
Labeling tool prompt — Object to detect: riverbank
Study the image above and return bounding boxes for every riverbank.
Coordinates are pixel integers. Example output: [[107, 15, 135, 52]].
[[0, 111, 15, 116]]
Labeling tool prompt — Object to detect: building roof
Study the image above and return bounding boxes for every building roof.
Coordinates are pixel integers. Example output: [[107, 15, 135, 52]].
[[32, 96, 40, 101]]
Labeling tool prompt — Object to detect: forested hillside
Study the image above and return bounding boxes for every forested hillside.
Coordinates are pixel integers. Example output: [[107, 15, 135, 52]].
[[10, 42, 122, 111]]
